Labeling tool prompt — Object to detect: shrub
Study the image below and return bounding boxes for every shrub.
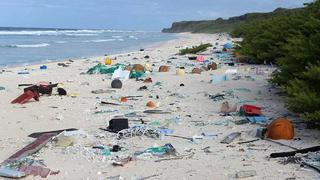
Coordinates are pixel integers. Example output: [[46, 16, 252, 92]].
[[179, 43, 212, 55]]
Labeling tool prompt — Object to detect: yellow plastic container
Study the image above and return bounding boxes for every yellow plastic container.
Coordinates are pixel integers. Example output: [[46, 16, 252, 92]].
[[105, 58, 112, 65], [176, 68, 185, 76]]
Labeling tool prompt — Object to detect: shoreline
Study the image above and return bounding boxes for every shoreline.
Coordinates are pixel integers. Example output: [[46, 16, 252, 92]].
[[0, 33, 319, 179], [0, 33, 181, 70]]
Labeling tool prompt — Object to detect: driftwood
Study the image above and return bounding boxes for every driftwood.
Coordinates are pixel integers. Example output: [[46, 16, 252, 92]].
[[165, 134, 193, 141], [155, 152, 195, 162], [238, 139, 260, 144], [265, 138, 298, 150], [2, 133, 56, 165], [28, 128, 78, 138], [270, 145, 320, 158]]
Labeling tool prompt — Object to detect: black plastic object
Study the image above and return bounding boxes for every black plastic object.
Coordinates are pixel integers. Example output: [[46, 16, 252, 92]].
[[111, 79, 122, 89], [57, 88, 67, 95], [112, 145, 121, 152], [188, 56, 197, 60], [107, 118, 129, 133], [24, 83, 58, 95]]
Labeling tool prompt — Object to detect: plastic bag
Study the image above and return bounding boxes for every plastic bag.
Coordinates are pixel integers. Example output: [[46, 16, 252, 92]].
[[112, 67, 130, 81]]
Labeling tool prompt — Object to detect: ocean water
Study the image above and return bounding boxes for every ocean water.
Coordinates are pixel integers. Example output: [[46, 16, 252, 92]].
[[0, 28, 176, 67]]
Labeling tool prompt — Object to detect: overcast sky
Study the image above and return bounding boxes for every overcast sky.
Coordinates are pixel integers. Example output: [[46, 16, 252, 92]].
[[0, 0, 313, 31]]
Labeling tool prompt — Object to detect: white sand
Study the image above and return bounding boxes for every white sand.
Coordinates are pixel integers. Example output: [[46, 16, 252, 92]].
[[0, 33, 319, 180]]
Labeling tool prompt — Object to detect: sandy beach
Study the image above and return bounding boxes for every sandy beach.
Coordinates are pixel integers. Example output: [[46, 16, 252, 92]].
[[0, 33, 319, 180]]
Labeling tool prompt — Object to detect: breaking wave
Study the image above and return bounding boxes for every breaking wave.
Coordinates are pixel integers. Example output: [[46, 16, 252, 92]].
[[82, 39, 125, 43], [0, 29, 105, 36], [0, 43, 50, 48]]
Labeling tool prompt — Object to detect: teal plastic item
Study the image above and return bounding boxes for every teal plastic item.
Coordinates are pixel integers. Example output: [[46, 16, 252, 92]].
[[87, 63, 124, 74], [147, 120, 162, 129], [239, 100, 257, 104], [247, 116, 267, 124], [101, 148, 111, 156], [94, 145, 111, 156], [144, 143, 175, 156], [130, 71, 144, 79], [145, 147, 167, 155]]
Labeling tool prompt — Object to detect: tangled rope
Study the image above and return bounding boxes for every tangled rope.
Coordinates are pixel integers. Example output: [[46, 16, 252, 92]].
[[116, 125, 160, 139]]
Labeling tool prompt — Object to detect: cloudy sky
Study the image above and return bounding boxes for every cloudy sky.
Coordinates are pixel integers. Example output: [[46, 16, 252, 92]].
[[0, 0, 312, 31]]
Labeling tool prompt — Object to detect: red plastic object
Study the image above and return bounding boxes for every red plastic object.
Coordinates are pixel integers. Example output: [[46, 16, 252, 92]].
[[240, 104, 262, 116], [11, 90, 39, 104], [196, 56, 205, 62]]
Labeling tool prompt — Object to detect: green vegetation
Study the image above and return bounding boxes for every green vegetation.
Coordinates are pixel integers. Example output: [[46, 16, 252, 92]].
[[232, 1, 320, 122], [162, 8, 303, 34], [179, 43, 212, 55]]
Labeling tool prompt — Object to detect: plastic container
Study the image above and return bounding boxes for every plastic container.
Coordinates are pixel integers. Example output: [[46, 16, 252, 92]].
[[105, 57, 112, 65], [240, 104, 262, 116], [176, 68, 185, 76], [211, 74, 227, 84]]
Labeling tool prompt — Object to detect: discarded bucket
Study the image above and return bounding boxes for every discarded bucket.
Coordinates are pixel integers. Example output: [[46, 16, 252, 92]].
[[105, 58, 112, 65], [211, 74, 227, 84], [176, 68, 185, 76]]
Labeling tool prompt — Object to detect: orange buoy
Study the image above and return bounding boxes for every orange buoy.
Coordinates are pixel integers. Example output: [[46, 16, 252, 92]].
[[120, 97, 128, 103], [266, 118, 294, 140], [146, 101, 156, 108], [159, 65, 169, 72]]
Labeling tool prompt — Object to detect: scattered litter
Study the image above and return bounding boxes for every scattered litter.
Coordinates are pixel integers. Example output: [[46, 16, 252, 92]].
[[221, 132, 241, 144], [246, 116, 267, 124], [92, 89, 116, 94], [112, 156, 132, 167], [235, 170, 256, 178], [117, 125, 160, 139]]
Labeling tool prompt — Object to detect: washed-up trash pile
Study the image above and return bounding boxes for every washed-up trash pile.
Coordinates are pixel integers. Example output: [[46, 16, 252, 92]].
[[208, 90, 235, 101], [86, 63, 123, 75], [134, 143, 177, 158], [87, 63, 146, 79], [214, 52, 233, 63], [0, 133, 60, 178], [116, 125, 161, 139], [11, 82, 67, 104], [3, 40, 316, 180]]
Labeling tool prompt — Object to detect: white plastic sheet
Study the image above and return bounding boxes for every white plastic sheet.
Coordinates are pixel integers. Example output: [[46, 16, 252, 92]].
[[112, 67, 130, 81]]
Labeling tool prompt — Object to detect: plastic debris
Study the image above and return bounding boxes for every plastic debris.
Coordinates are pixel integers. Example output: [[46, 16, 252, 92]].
[[235, 170, 256, 178], [246, 116, 267, 124], [221, 132, 241, 144], [0, 167, 26, 178]]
